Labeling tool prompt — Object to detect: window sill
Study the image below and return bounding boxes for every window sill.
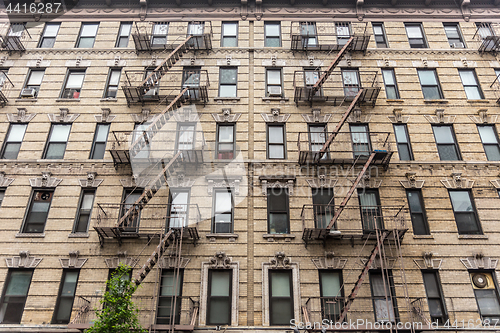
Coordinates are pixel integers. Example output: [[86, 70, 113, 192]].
[[206, 233, 239, 242], [263, 233, 295, 242], [56, 98, 81, 102], [100, 98, 118, 102], [467, 99, 489, 104], [15, 98, 38, 102], [458, 234, 488, 239], [423, 99, 448, 104], [386, 99, 405, 103], [68, 233, 90, 238], [16, 233, 45, 238], [214, 97, 240, 103], [262, 97, 289, 102], [413, 234, 434, 239]]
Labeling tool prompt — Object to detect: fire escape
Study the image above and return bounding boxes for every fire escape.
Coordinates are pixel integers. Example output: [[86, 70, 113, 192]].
[[0, 23, 30, 54]]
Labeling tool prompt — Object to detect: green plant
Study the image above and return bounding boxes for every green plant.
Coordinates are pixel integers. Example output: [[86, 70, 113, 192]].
[[86, 264, 146, 333]]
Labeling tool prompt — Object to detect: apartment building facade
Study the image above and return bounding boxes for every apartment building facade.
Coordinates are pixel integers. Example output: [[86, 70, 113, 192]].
[[0, 0, 500, 332]]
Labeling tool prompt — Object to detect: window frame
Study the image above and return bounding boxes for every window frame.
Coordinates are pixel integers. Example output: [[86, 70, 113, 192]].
[[417, 69, 444, 100], [406, 189, 430, 235], [266, 123, 286, 159], [477, 125, 500, 161], [443, 23, 465, 48], [269, 269, 294, 326], [38, 22, 60, 48], [300, 22, 318, 48], [115, 22, 132, 48], [42, 123, 72, 160], [264, 22, 281, 47], [216, 123, 236, 159], [369, 270, 398, 323], [350, 123, 372, 158], [103, 68, 122, 99], [89, 123, 110, 160], [221, 22, 238, 47], [21, 68, 45, 98], [458, 69, 484, 100], [167, 189, 191, 229], [266, 187, 290, 234], [212, 188, 234, 234], [404, 23, 428, 48], [422, 270, 448, 325], [358, 188, 383, 233], [382, 68, 400, 100], [1, 123, 28, 159], [157, 269, 183, 325], [448, 189, 482, 235], [318, 270, 344, 322], [72, 189, 96, 233], [52, 269, 80, 324], [432, 125, 462, 161], [0, 269, 34, 324], [151, 22, 169, 46], [0, 188, 5, 208], [372, 22, 388, 48], [207, 269, 232, 325], [218, 66, 238, 98], [21, 189, 54, 234], [120, 188, 143, 231], [76, 22, 99, 48], [60, 69, 86, 99], [393, 124, 414, 161], [265, 68, 283, 97], [308, 123, 329, 160]]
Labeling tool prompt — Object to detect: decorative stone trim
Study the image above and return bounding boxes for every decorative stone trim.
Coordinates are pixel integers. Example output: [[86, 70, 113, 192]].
[[361, 255, 396, 270], [468, 109, 497, 124], [262, 252, 300, 326], [413, 252, 442, 270], [7, 108, 36, 123], [301, 109, 332, 123], [206, 175, 242, 195], [441, 172, 474, 189], [399, 172, 425, 189], [94, 108, 116, 123], [216, 57, 241, 66], [0, 172, 14, 187], [262, 234, 295, 242], [387, 108, 410, 124], [306, 177, 338, 188], [78, 172, 104, 188], [460, 254, 498, 270], [60, 251, 87, 269], [29, 172, 62, 188], [212, 108, 242, 123], [105, 251, 139, 269], [199, 252, 239, 326], [261, 108, 290, 123], [180, 58, 204, 66], [158, 253, 190, 269], [172, 107, 201, 123], [130, 109, 155, 123], [262, 55, 286, 67], [206, 233, 239, 242], [490, 179, 500, 189], [106, 56, 126, 67], [356, 175, 382, 189], [48, 108, 80, 123], [424, 109, 455, 124], [120, 176, 150, 189], [259, 175, 296, 195], [167, 175, 195, 189], [65, 58, 91, 67], [412, 59, 439, 68], [312, 252, 347, 270], [453, 59, 476, 68], [347, 108, 372, 123], [6, 251, 42, 268]]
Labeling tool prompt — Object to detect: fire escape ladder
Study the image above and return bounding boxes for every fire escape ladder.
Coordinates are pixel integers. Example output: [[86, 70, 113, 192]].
[[337, 230, 389, 323]]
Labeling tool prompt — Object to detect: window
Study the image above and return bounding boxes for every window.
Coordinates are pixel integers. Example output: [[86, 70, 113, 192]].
[[393, 124, 413, 160], [470, 272, 500, 322], [405, 23, 427, 48], [478, 125, 500, 161], [0, 269, 33, 323], [151, 23, 168, 46], [336, 22, 351, 46], [21, 69, 45, 98], [167, 189, 190, 228], [0, 69, 9, 91], [312, 187, 334, 229], [212, 189, 233, 233], [382, 69, 399, 99], [372, 23, 388, 48], [60, 69, 85, 99], [43, 124, 71, 159], [219, 67, 237, 98], [116, 22, 132, 47], [52, 270, 79, 324], [0, 189, 4, 208], [182, 67, 201, 100], [444, 23, 465, 48], [38, 23, 60, 48], [266, 68, 283, 97], [300, 22, 317, 47], [216, 124, 235, 159], [22, 190, 54, 233], [432, 125, 461, 161], [422, 271, 447, 325], [342, 69, 360, 98], [269, 270, 293, 325], [221, 22, 238, 47], [319, 270, 344, 322], [90, 123, 110, 159], [406, 190, 429, 235], [417, 69, 443, 100], [267, 187, 289, 234], [264, 22, 281, 47], [8, 23, 25, 37], [157, 270, 183, 325], [358, 189, 383, 233], [309, 124, 328, 159], [476, 22, 495, 39], [496, 68, 500, 82], [176, 123, 196, 152], [267, 124, 286, 159], [120, 189, 142, 231], [104, 68, 121, 98], [207, 270, 232, 325], [449, 190, 481, 235], [187, 22, 204, 47], [1, 123, 27, 159], [133, 122, 151, 159], [370, 271, 397, 322], [350, 124, 371, 157], [73, 190, 95, 233], [76, 23, 99, 48], [459, 69, 484, 100]]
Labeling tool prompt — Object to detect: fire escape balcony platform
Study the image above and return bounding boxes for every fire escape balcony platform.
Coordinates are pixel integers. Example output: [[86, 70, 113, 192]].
[[0, 71, 14, 107], [0, 24, 31, 54], [474, 23, 500, 53]]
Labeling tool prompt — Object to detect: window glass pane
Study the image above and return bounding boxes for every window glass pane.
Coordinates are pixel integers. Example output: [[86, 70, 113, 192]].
[[77, 38, 94, 48], [2, 143, 21, 159], [336, 26, 350, 37], [464, 87, 482, 100], [476, 289, 500, 315], [444, 25, 459, 38], [220, 86, 237, 99], [423, 272, 440, 298], [220, 69, 237, 84], [271, 271, 290, 297], [209, 298, 230, 324], [359, 192, 377, 207], [484, 145, 500, 161], [81, 24, 98, 36], [55, 297, 73, 322], [385, 87, 397, 99], [437, 145, 459, 161], [45, 143, 66, 159], [108, 70, 121, 86], [223, 23, 237, 36], [268, 190, 287, 211], [406, 25, 423, 38], [153, 23, 168, 35], [321, 272, 341, 297], [270, 299, 293, 325], [27, 71, 44, 86], [265, 37, 280, 47], [210, 271, 230, 296], [422, 87, 441, 100], [418, 70, 437, 85], [50, 125, 71, 142], [5, 271, 32, 296], [95, 124, 110, 142], [265, 23, 280, 37], [394, 125, 408, 143], [66, 73, 85, 88], [371, 274, 386, 297], [433, 126, 454, 144], [7, 124, 27, 142], [269, 213, 288, 233], [81, 193, 94, 210], [61, 271, 78, 296], [0, 191, 4, 207], [312, 188, 334, 205], [119, 23, 132, 36], [459, 70, 477, 85], [478, 126, 498, 144], [268, 126, 284, 144], [188, 23, 204, 35], [223, 37, 237, 47], [373, 25, 383, 35], [382, 70, 395, 85], [342, 71, 359, 85], [215, 191, 232, 212], [267, 70, 281, 85], [160, 271, 181, 296], [44, 24, 60, 37], [218, 126, 233, 142], [407, 191, 423, 213], [449, 191, 473, 212], [269, 146, 284, 159]]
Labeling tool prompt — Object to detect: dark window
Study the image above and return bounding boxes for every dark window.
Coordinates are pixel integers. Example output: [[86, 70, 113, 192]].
[[43, 124, 71, 159], [264, 22, 281, 47], [90, 123, 110, 160], [266, 68, 283, 97], [417, 69, 443, 100], [76, 23, 99, 48], [308, 124, 328, 159], [267, 187, 289, 234], [312, 187, 334, 229], [0, 269, 33, 323], [422, 271, 447, 325], [478, 125, 500, 161], [157, 269, 183, 325], [73, 190, 95, 233], [116, 22, 132, 47], [1, 123, 27, 159], [444, 23, 465, 48], [216, 124, 235, 159], [372, 23, 388, 48], [393, 124, 413, 161], [219, 67, 237, 98], [342, 68, 360, 98], [0, 189, 4, 208], [38, 22, 60, 48], [151, 23, 168, 46], [120, 189, 142, 231], [267, 124, 286, 159], [21, 190, 54, 233], [350, 124, 371, 157], [449, 190, 481, 235], [269, 270, 293, 325], [319, 270, 344, 322], [370, 271, 397, 322], [382, 69, 399, 99], [21, 69, 44, 98], [406, 189, 430, 235], [60, 69, 85, 99], [212, 189, 233, 233], [336, 22, 351, 46], [470, 272, 500, 323], [104, 68, 122, 98], [207, 270, 232, 325], [459, 69, 484, 100], [52, 270, 79, 324], [432, 125, 461, 161], [300, 22, 317, 48], [167, 189, 190, 228], [358, 189, 383, 233], [405, 23, 427, 48], [221, 22, 238, 47]]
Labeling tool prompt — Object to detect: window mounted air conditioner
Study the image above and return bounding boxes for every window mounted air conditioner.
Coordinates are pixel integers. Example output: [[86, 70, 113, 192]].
[[451, 42, 465, 48], [20, 88, 36, 98], [268, 86, 282, 97]]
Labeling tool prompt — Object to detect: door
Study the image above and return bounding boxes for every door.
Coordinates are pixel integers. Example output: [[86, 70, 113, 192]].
[[358, 189, 383, 232]]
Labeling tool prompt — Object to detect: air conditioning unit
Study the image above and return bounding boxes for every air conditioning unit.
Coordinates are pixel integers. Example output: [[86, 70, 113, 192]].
[[20, 88, 36, 98], [471, 272, 494, 289], [451, 42, 465, 48], [34, 191, 53, 202], [268, 86, 282, 97]]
